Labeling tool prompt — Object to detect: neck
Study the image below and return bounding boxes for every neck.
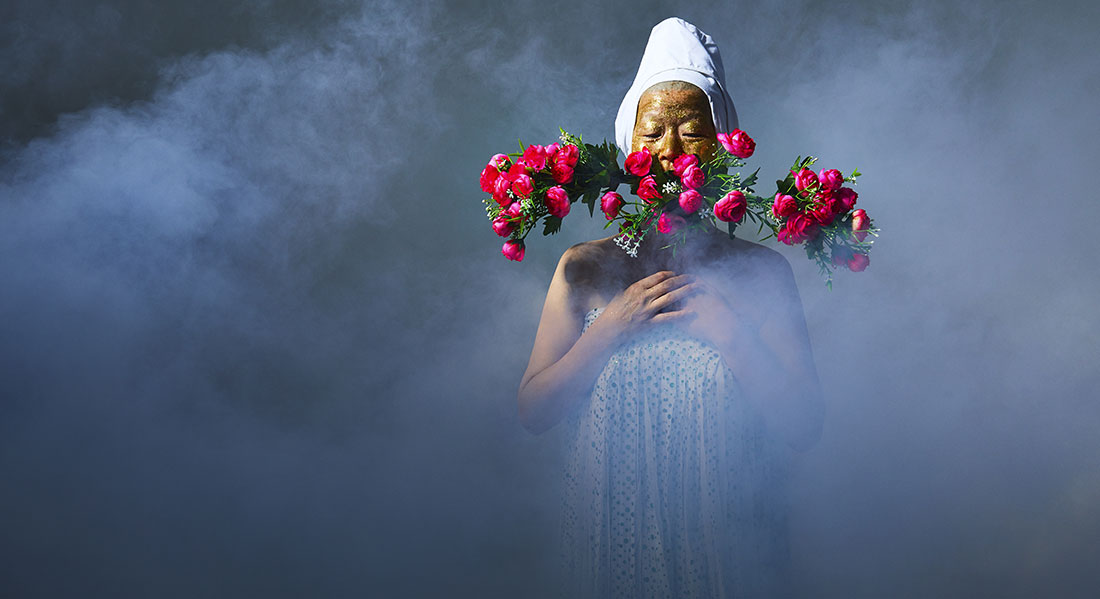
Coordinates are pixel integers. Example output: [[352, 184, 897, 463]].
[[633, 224, 720, 267]]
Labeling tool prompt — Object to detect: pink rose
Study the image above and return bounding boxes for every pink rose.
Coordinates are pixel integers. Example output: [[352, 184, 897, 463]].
[[545, 185, 570, 218], [502, 240, 525, 262], [717, 129, 756, 158], [550, 162, 574, 184], [600, 191, 624, 220], [678, 189, 702, 214], [522, 144, 548, 172], [714, 190, 747, 223], [818, 168, 844, 192], [545, 143, 560, 161], [777, 213, 817, 245], [491, 217, 513, 237], [489, 154, 509, 169], [512, 174, 534, 198], [625, 147, 653, 177], [492, 176, 512, 206], [836, 187, 858, 212], [506, 161, 526, 178], [480, 164, 500, 193], [817, 191, 845, 217], [673, 153, 699, 177], [556, 144, 579, 168], [847, 253, 869, 272], [810, 203, 836, 226], [794, 168, 818, 193], [772, 193, 798, 219], [637, 175, 662, 202], [680, 164, 705, 190], [502, 201, 523, 220], [851, 208, 870, 241], [657, 212, 686, 234]]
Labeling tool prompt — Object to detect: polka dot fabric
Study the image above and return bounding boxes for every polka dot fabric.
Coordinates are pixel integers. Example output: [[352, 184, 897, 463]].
[[559, 307, 792, 598]]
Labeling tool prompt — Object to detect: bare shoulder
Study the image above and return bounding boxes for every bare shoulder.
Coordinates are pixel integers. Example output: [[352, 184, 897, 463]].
[[560, 236, 618, 286]]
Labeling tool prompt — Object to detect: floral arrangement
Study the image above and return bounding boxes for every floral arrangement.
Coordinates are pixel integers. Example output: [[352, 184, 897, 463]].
[[479, 129, 876, 286]]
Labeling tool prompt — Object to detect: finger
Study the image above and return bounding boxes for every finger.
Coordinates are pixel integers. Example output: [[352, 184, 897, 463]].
[[636, 270, 678, 289], [649, 282, 699, 312], [649, 309, 695, 325], [646, 274, 696, 299]]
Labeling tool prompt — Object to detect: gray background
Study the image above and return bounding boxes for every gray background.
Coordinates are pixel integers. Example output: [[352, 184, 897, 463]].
[[1, 0, 1097, 597]]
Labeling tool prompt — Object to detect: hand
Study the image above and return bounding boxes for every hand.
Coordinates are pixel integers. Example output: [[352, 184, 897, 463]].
[[590, 270, 697, 342], [675, 275, 758, 349]]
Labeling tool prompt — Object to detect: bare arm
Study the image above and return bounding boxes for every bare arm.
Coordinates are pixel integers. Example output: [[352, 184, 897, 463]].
[[517, 248, 695, 434]]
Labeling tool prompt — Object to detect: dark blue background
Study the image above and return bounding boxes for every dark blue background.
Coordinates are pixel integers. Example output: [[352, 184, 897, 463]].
[[2, 1, 1097, 596]]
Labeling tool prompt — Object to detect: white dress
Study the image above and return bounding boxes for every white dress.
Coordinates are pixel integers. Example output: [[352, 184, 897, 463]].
[[559, 307, 791, 598]]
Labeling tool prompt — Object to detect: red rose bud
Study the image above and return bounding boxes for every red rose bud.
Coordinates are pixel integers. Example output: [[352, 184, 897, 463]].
[[480, 164, 500, 193], [507, 161, 527, 178], [847, 253, 869, 272], [491, 217, 513, 237], [819, 191, 846, 217], [851, 208, 870, 241], [556, 144, 579, 168], [522, 144, 548, 172], [817, 168, 844, 192], [625, 147, 653, 177], [512, 174, 534, 198], [502, 201, 524, 220], [550, 162, 574, 184], [673, 153, 699, 177], [678, 189, 702, 214], [717, 129, 756, 158], [545, 186, 570, 218], [657, 212, 686, 234], [714, 190, 747, 223], [637, 175, 662, 202], [772, 193, 798, 219], [545, 143, 560, 161], [502, 240, 525, 261], [794, 168, 818, 193], [777, 213, 817, 245], [600, 191, 625, 220], [489, 154, 509, 169], [811, 204, 835, 226], [836, 187, 858, 212], [492, 176, 512, 206], [680, 164, 705, 190]]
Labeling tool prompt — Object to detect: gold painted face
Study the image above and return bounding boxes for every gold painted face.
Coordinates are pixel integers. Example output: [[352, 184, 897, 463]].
[[631, 84, 718, 173]]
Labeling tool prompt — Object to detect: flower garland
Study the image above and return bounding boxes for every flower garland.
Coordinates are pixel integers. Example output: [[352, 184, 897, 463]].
[[480, 129, 877, 287]]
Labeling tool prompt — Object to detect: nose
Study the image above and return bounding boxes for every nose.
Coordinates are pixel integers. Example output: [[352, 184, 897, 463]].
[[655, 132, 683, 171]]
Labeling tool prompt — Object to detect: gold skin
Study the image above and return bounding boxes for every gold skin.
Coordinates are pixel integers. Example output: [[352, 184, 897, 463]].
[[631, 84, 719, 173]]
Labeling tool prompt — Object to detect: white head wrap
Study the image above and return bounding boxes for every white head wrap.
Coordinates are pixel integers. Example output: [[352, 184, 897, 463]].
[[614, 17, 738, 155]]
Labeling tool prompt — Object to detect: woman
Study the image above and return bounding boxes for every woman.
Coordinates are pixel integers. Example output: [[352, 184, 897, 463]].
[[517, 18, 824, 598]]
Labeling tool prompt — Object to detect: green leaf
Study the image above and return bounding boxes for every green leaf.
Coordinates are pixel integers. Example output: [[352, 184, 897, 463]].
[[542, 215, 562, 236], [582, 188, 598, 217]]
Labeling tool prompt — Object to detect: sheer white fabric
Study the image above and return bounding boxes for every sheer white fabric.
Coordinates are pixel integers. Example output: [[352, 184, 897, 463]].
[[559, 307, 791, 598]]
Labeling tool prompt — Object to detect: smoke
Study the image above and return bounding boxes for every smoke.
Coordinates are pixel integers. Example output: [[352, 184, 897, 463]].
[[1, 0, 1097, 597]]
